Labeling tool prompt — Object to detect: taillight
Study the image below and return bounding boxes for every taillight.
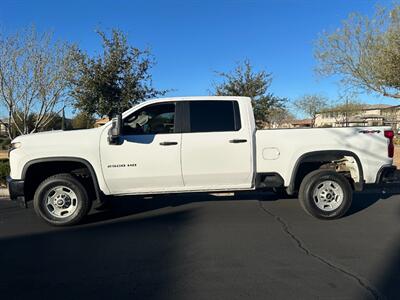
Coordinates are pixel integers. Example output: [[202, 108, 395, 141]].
[[384, 130, 394, 158]]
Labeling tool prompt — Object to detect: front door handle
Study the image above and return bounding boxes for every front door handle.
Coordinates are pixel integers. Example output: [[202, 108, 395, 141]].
[[159, 141, 178, 146], [229, 139, 247, 143]]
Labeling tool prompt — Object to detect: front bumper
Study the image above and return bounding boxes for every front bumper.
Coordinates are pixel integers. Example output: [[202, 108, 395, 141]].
[[6, 176, 25, 201]]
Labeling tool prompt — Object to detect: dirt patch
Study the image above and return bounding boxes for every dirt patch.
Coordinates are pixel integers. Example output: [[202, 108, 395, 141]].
[[0, 151, 8, 160], [395, 146, 400, 168]]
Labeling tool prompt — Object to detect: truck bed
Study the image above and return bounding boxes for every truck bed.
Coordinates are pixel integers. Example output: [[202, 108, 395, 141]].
[[255, 126, 393, 185]]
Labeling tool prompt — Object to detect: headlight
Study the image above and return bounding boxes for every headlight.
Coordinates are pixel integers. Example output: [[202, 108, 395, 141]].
[[9, 142, 22, 151]]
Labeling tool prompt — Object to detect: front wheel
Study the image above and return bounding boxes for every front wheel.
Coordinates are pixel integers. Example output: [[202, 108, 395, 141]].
[[34, 173, 92, 226], [299, 170, 352, 220]]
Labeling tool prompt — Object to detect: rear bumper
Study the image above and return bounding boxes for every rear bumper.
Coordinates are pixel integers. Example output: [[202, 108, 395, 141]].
[[375, 166, 398, 184], [6, 176, 25, 201]]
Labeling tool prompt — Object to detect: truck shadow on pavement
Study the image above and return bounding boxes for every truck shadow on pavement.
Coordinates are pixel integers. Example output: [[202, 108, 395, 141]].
[[0, 208, 195, 299], [345, 189, 395, 217], [375, 206, 400, 298], [83, 192, 282, 225], [83, 189, 393, 225], [0, 190, 398, 298]]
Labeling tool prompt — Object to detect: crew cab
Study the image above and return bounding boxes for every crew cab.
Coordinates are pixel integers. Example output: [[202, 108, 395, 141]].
[[6, 96, 397, 225]]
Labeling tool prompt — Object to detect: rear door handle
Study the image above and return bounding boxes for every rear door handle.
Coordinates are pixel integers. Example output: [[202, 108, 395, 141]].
[[159, 141, 178, 146], [229, 139, 247, 143]]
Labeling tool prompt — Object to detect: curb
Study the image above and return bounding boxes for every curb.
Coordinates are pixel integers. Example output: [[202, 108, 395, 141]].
[[0, 188, 10, 198]]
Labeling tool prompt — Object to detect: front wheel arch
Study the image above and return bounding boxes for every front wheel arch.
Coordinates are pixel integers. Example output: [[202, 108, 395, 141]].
[[22, 157, 102, 202]]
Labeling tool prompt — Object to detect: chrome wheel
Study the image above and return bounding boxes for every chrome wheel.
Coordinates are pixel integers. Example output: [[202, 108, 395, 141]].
[[312, 180, 344, 212], [45, 186, 78, 218]]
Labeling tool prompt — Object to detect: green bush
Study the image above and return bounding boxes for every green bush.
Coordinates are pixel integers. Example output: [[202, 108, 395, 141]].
[[0, 160, 10, 187], [0, 137, 10, 150]]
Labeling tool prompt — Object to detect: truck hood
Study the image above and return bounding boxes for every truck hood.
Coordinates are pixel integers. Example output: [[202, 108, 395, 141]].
[[12, 127, 104, 153]]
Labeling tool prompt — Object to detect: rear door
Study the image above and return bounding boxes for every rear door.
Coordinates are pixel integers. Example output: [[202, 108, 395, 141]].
[[181, 100, 253, 190]]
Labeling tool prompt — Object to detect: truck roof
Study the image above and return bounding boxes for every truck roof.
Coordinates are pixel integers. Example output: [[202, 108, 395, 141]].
[[121, 96, 252, 117], [146, 96, 251, 103]]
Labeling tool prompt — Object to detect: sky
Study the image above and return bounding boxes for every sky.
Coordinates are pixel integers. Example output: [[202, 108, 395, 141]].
[[0, 0, 397, 117]]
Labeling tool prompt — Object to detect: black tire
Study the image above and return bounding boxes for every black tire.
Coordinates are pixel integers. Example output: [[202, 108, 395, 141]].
[[33, 173, 91, 226], [298, 169, 352, 220]]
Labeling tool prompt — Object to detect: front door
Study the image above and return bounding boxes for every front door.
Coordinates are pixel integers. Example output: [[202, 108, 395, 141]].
[[100, 102, 183, 194]]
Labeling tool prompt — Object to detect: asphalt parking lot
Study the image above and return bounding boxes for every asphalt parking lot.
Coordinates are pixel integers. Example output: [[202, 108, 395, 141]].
[[0, 190, 400, 299]]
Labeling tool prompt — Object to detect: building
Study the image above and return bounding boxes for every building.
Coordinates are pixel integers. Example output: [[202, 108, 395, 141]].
[[290, 119, 312, 128], [315, 104, 400, 129]]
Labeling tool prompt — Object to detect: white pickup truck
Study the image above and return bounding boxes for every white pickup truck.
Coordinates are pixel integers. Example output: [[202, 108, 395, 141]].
[[7, 96, 397, 225]]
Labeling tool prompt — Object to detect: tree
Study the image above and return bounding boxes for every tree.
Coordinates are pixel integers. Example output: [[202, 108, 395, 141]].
[[315, 5, 400, 99], [41, 112, 73, 131], [212, 60, 287, 125], [268, 107, 294, 128], [9, 111, 71, 133], [71, 29, 167, 119], [323, 100, 365, 127], [71, 112, 95, 129], [0, 26, 76, 139], [293, 94, 328, 127], [332, 101, 366, 127]]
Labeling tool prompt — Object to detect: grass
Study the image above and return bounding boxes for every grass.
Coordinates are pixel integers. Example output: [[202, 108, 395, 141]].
[[0, 159, 9, 187]]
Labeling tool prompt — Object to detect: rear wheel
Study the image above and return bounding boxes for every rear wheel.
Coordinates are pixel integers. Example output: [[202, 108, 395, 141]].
[[34, 173, 91, 226], [299, 169, 352, 219]]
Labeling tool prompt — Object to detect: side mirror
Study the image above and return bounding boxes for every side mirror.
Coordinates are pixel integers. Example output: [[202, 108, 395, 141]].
[[108, 114, 122, 145]]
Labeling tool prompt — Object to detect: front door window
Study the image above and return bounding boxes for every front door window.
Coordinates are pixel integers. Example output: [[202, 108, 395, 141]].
[[123, 103, 176, 135]]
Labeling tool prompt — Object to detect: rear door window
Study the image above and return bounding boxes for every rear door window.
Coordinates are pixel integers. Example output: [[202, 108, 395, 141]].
[[189, 101, 241, 133]]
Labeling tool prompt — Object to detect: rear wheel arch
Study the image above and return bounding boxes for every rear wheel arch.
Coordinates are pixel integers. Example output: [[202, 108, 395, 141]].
[[287, 150, 364, 195]]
